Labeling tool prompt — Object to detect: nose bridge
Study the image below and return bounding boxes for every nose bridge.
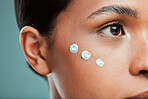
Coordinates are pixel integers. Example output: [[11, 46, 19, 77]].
[[136, 8, 148, 50], [139, 29, 148, 53], [140, 30, 148, 58], [129, 29, 148, 75]]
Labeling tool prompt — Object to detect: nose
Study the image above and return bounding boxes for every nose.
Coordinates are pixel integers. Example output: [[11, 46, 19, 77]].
[[130, 56, 148, 76], [129, 30, 148, 76]]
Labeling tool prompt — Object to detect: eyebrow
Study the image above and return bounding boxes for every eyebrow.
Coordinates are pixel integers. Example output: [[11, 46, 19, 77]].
[[88, 5, 138, 18]]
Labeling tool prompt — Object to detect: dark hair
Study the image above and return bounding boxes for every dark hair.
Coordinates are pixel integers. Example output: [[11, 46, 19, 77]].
[[15, 0, 71, 37]]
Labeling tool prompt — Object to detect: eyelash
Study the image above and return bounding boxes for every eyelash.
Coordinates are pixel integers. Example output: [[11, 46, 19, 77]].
[[96, 21, 125, 38]]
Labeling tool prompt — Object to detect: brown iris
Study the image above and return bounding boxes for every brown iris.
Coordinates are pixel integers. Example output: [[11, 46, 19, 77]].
[[110, 24, 123, 36]]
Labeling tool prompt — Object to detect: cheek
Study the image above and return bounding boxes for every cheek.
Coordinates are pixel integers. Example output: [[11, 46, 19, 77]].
[[50, 27, 131, 98]]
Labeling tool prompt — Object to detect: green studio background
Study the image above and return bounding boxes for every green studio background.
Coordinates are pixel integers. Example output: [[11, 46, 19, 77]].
[[0, 0, 50, 99]]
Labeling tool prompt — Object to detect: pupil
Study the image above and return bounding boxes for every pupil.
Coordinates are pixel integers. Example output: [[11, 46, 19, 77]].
[[110, 25, 121, 35]]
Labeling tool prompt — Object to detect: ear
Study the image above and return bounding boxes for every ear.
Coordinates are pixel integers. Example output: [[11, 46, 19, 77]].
[[20, 26, 50, 75]]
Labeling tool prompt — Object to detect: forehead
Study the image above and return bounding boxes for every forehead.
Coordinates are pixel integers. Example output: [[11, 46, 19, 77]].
[[64, 0, 147, 19]]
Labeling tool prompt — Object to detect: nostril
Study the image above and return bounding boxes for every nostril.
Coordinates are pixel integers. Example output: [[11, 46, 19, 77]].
[[140, 70, 148, 77], [140, 70, 147, 74]]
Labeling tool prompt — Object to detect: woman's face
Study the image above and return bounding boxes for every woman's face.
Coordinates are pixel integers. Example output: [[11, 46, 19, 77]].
[[47, 0, 148, 98]]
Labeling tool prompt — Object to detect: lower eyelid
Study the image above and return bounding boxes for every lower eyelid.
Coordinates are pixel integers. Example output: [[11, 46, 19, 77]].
[[98, 31, 119, 38], [97, 32, 126, 43]]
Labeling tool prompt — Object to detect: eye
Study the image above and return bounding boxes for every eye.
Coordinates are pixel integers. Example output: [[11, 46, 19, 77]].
[[98, 23, 125, 37]]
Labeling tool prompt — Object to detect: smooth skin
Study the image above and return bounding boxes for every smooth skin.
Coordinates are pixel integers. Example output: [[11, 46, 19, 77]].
[[20, 0, 148, 98]]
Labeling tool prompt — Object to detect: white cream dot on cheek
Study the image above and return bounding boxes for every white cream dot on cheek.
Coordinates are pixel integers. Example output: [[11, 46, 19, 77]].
[[70, 44, 79, 53], [81, 50, 91, 60], [96, 59, 104, 67]]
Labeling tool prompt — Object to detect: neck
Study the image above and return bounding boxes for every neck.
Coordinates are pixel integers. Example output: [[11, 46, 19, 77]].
[[47, 74, 62, 99]]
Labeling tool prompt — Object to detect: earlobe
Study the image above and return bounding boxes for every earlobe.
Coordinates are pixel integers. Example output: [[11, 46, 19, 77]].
[[20, 26, 50, 75]]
